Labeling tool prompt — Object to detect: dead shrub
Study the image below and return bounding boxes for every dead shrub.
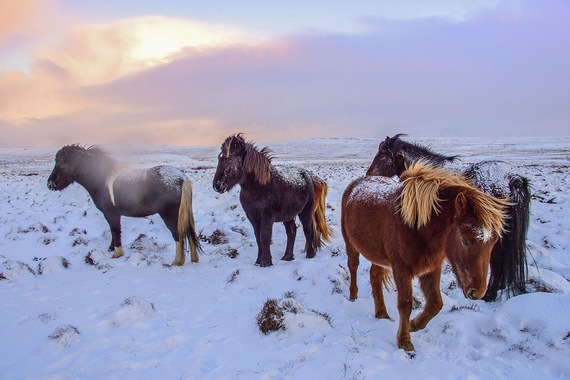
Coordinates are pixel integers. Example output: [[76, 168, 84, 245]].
[[256, 298, 285, 334]]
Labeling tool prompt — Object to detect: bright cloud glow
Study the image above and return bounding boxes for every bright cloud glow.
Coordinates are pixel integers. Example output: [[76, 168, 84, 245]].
[[37, 16, 264, 86], [127, 17, 259, 64], [0, 15, 264, 125]]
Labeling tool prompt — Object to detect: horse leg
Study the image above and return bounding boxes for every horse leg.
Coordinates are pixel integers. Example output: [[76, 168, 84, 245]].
[[105, 213, 123, 258], [410, 269, 443, 332], [160, 210, 185, 266], [394, 273, 415, 352], [370, 264, 390, 319], [282, 219, 297, 261], [257, 219, 274, 267], [298, 206, 316, 259], [346, 242, 360, 301]]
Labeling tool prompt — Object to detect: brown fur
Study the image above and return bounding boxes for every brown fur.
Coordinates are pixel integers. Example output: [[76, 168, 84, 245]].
[[243, 142, 273, 186], [341, 164, 508, 352]]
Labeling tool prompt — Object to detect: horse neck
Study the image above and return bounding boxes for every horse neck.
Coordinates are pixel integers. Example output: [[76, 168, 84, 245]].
[[240, 170, 269, 192], [401, 144, 452, 169], [241, 148, 273, 188], [73, 156, 117, 194], [418, 198, 456, 254]]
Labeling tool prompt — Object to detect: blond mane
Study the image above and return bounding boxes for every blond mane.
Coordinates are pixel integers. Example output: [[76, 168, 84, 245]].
[[399, 161, 509, 237]]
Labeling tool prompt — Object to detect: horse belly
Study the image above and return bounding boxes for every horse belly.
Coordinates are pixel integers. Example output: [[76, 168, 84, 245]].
[[240, 185, 310, 223], [273, 191, 310, 222], [114, 197, 158, 217], [113, 180, 177, 218]]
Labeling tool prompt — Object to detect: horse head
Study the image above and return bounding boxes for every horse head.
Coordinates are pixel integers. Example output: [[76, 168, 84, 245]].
[[366, 134, 408, 177], [213, 134, 273, 193], [367, 134, 458, 177], [400, 162, 509, 300], [47, 145, 84, 191], [444, 191, 502, 299], [213, 134, 247, 193]]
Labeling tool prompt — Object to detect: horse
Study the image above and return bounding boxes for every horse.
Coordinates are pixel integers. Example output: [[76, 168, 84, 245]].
[[342, 162, 509, 352], [47, 144, 200, 265], [366, 133, 531, 301], [212, 134, 333, 267]]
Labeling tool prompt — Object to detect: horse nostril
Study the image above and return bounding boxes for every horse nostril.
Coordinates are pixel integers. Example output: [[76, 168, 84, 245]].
[[468, 289, 477, 300]]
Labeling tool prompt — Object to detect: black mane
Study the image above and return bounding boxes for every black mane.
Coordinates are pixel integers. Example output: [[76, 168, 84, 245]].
[[59, 144, 120, 178], [383, 134, 458, 167]]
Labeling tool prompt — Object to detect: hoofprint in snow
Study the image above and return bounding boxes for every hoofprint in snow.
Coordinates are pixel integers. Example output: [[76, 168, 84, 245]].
[[0, 137, 569, 379]]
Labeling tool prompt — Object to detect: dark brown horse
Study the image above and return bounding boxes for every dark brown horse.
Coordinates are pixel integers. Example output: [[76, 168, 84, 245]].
[[47, 144, 200, 265], [213, 134, 333, 267], [342, 162, 509, 352], [367, 134, 531, 301]]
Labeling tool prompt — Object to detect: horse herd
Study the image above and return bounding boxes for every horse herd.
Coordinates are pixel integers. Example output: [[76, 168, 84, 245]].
[[47, 133, 531, 353]]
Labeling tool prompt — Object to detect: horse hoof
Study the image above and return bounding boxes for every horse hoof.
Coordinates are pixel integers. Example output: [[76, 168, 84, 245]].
[[281, 255, 294, 261], [305, 252, 316, 259], [399, 341, 415, 353], [172, 261, 184, 266], [375, 311, 391, 320], [256, 260, 273, 267]]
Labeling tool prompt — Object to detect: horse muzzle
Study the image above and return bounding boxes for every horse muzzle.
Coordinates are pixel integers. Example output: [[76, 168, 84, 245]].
[[213, 181, 228, 193], [464, 287, 486, 300]]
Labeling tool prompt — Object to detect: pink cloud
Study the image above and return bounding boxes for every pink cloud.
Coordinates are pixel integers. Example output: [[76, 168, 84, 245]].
[[1, 0, 569, 148], [0, 0, 43, 43]]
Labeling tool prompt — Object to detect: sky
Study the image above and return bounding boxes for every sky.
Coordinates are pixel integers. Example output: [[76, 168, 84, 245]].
[[0, 0, 569, 147]]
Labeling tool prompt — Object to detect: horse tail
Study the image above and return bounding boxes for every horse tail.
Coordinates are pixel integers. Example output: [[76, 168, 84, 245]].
[[312, 174, 334, 249], [502, 174, 531, 296], [178, 179, 201, 263]]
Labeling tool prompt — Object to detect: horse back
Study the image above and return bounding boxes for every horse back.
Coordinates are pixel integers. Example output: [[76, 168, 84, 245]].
[[112, 165, 185, 217], [343, 175, 456, 272], [240, 166, 314, 223]]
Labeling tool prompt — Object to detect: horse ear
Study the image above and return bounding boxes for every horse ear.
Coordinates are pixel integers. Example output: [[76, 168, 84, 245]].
[[455, 192, 468, 218]]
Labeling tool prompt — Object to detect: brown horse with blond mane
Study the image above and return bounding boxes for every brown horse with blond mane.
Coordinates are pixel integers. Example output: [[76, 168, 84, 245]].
[[341, 161, 509, 352]]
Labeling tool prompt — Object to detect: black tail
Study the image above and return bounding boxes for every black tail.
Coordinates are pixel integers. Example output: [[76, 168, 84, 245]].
[[484, 174, 531, 301]]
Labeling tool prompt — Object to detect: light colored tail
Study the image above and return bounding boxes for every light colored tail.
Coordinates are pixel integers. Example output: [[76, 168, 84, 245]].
[[312, 174, 334, 249], [178, 179, 201, 263]]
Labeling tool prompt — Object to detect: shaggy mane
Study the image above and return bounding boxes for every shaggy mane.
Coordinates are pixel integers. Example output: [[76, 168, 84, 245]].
[[223, 134, 273, 186], [399, 161, 509, 237], [58, 144, 122, 183], [382, 134, 458, 167], [244, 143, 273, 186]]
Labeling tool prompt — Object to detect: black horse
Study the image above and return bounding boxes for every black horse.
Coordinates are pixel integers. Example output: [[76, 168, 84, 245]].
[[47, 144, 200, 265], [212, 134, 333, 267], [366, 134, 531, 301]]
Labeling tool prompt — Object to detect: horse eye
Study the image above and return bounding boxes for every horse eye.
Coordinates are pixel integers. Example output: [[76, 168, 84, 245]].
[[462, 238, 469, 246]]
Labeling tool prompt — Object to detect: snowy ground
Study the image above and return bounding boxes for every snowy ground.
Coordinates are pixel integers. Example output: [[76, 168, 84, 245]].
[[0, 137, 569, 379]]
